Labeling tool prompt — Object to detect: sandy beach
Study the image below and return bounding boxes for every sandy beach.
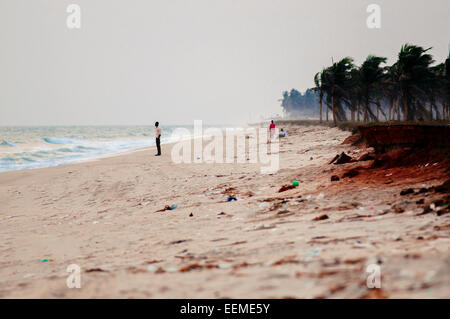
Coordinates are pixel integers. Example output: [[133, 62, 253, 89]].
[[0, 124, 449, 298]]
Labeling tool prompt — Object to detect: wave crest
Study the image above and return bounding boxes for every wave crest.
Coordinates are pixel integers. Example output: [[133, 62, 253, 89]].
[[1, 140, 15, 147], [42, 137, 80, 144]]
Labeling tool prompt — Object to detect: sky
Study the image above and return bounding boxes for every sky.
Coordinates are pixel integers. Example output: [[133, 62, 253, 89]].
[[0, 0, 449, 126]]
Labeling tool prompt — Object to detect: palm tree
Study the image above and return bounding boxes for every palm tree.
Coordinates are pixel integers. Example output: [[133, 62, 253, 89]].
[[358, 55, 387, 122], [393, 44, 435, 121], [428, 63, 446, 120], [314, 70, 326, 123], [348, 68, 362, 121], [309, 43, 449, 123], [321, 57, 354, 125], [384, 64, 401, 121], [441, 53, 450, 120]]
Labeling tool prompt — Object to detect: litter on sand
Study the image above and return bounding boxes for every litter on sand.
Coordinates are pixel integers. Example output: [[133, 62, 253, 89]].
[[156, 204, 178, 212], [219, 263, 232, 269], [279, 184, 296, 192]]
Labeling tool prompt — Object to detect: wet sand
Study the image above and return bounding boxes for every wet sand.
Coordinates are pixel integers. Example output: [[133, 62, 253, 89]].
[[0, 124, 449, 298]]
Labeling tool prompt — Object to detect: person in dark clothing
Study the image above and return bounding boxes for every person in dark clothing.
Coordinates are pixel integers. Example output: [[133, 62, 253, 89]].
[[155, 121, 161, 156]]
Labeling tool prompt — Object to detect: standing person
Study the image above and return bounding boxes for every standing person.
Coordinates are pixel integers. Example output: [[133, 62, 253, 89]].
[[155, 121, 161, 156], [269, 120, 276, 142]]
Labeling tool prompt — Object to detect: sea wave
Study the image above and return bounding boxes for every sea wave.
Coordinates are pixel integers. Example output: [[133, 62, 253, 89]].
[[1, 140, 15, 147], [42, 137, 82, 144], [0, 125, 186, 172], [0, 138, 156, 172]]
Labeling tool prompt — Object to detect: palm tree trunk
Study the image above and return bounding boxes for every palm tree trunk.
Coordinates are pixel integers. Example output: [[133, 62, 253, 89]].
[[357, 103, 360, 122], [319, 95, 323, 123], [363, 99, 368, 122], [332, 94, 336, 126], [388, 100, 392, 121], [403, 97, 408, 121]]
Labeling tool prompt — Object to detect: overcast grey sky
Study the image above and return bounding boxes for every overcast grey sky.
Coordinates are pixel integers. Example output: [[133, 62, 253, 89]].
[[0, 0, 449, 126]]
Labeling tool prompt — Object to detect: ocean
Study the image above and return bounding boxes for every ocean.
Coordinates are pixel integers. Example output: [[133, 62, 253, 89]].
[[0, 126, 185, 172]]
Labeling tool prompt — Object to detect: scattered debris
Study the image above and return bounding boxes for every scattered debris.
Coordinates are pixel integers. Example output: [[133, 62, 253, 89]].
[[179, 263, 217, 272], [218, 263, 232, 270], [313, 214, 329, 221], [417, 188, 428, 194], [306, 249, 322, 257], [400, 188, 414, 196], [419, 205, 433, 215], [155, 267, 166, 274], [329, 154, 339, 164], [353, 241, 370, 248], [434, 223, 450, 231], [331, 175, 340, 182], [295, 270, 340, 279], [277, 209, 291, 215], [435, 179, 450, 193], [333, 152, 353, 165], [85, 268, 106, 273], [155, 204, 178, 212], [391, 204, 405, 214], [169, 239, 189, 245], [342, 168, 359, 178], [278, 185, 296, 193], [272, 255, 299, 266], [144, 260, 163, 264], [147, 265, 157, 272]]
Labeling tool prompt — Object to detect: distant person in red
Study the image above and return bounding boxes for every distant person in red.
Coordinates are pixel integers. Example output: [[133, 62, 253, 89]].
[[269, 120, 276, 142]]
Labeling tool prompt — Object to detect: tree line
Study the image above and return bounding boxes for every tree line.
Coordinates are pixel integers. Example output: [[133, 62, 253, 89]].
[[281, 44, 450, 125], [280, 88, 318, 118]]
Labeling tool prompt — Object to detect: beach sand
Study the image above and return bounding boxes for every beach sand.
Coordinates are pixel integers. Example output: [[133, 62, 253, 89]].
[[0, 124, 449, 298]]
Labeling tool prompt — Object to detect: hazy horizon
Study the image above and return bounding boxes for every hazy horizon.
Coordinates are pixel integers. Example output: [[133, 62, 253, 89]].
[[1, 0, 449, 126]]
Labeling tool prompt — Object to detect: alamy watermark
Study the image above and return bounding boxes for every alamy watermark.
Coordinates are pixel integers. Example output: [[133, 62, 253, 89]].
[[366, 4, 381, 29], [366, 264, 381, 288], [170, 121, 280, 174], [66, 4, 81, 29], [66, 264, 81, 288], [64, 4, 380, 30]]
